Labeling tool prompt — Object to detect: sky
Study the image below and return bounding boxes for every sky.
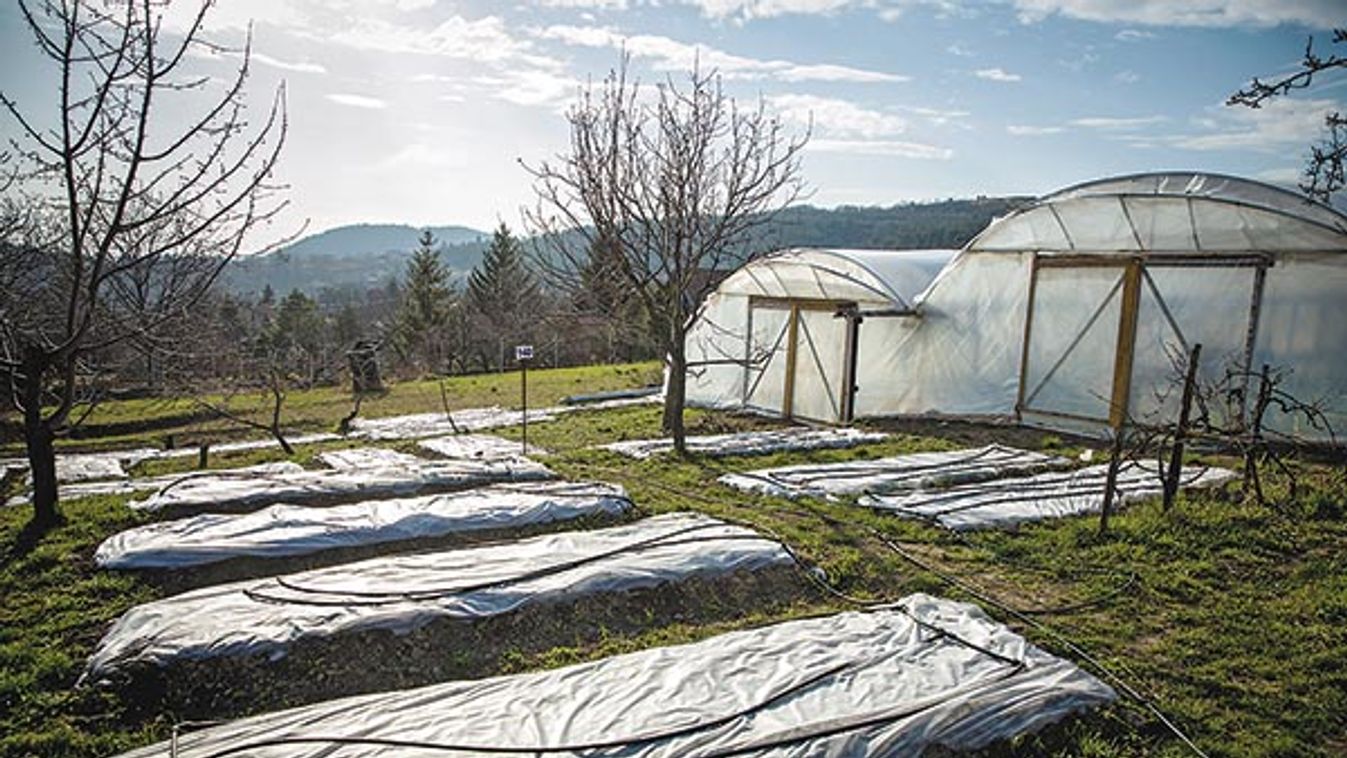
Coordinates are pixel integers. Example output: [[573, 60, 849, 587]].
[[3, 0, 1347, 248]]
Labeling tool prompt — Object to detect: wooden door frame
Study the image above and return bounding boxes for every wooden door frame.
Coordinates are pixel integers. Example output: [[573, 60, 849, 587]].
[[1017, 252, 1272, 431], [746, 296, 856, 422]]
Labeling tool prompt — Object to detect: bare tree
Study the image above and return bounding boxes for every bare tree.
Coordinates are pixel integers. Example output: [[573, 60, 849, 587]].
[[525, 58, 807, 452], [0, 0, 287, 526], [1229, 28, 1347, 202]]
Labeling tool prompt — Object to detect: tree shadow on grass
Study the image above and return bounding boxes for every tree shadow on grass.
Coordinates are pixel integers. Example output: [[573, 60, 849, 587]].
[[0, 512, 65, 567]]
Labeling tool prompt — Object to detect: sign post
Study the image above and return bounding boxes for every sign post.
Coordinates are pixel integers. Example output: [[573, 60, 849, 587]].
[[515, 345, 534, 454]]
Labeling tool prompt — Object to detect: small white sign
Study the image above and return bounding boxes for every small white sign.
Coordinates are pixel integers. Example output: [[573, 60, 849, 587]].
[[515, 344, 534, 361]]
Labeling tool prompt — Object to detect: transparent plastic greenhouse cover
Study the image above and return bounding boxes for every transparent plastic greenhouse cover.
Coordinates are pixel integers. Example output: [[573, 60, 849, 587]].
[[684, 172, 1347, 439]]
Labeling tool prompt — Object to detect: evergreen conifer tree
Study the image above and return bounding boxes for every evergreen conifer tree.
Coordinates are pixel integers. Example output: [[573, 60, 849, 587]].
[[467, 223, 540, 367], [395, 230, 452, 371]]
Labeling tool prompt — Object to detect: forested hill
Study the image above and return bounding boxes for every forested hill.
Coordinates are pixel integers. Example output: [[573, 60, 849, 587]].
[[225, 224, 489, 296], [757, 197, 1029, 250], [224, 198, 1028, 296]]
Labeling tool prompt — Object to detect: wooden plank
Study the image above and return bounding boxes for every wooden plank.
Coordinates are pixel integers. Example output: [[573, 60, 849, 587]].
[[747, 295, 850, 312], [1014, 254, 1041, 419], [783, 305, 800, 419], [1108, 259, 1143, 429]]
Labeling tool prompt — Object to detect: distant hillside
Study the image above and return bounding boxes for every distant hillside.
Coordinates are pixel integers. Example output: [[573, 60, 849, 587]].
[[277, 223, 486, 258], [225, 223, 488, 296], [224, 199, 1028, 296], [758, 197, 1029, 251]]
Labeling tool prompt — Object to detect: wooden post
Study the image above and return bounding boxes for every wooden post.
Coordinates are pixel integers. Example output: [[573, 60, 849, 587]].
[[1015, 254, 1041, 419], [1243, 364, 1272, 503], [838, 305, 861, 424], [1100, 427, 1125, 535], [1101, 260, 1142, 536], [782, 304, 800, 420], [1163, 343, 1202, 511], [197, 443, 210, 470], [1108, 261, 1143, 429]]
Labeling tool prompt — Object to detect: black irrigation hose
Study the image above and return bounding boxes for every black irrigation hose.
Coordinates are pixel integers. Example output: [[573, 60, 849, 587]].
[[869, 528, 1210, 758], [697, 665, 1029, 758], [736, 443, 1015, 484], [193, 645, 1023, 758], [874, 463, 1216, 520], [244, 529, 781, 607]]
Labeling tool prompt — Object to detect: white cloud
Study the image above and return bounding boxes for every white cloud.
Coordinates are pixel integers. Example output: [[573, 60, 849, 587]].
[[679, 0, 855, 22], [326, 93, 388, 109], [1069, 115, 1168, 129], [767, 94, 907, 138], [328, 15, 538, 63], [537, 0, 630, 7], [1113, 69, 1140, 84], [974, 67, 1021, 82], [1007, 124, 1064, 135], [1114, 28, 1156, 41], [536, 24, 908, 82], [374, 143, 465, 171], [946, 43, 974, 57], [479, 69, 582, 107], [252, 52, 327, 74], [1171, 97, 1334, 151], [904, 105, 971, 127], [809, 138, 954, 159], [1255, 166, 1304, 184], [1010, 1, 1347, 29], [395, 0, 438, 9]]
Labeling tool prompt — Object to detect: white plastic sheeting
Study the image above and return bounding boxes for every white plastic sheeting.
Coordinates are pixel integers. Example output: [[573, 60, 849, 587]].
[[349, 398, 660, 442], [83, 513, 791, 680], [111, 593, 1115, 758], [348, 407, 558, 440], [685, 173, 1347, 441], [94, 481, 633, 570], [53, 449, 158, 483], [4, 463, 307, 508], [720, 444, 1072, 500], [419, 434, 545, 459], [127, 457, 553, 513], [602, 427, 887, 459], [861, 461, 1237, 530], [153, 433, 341, 460], [316, 447, 426, 470]]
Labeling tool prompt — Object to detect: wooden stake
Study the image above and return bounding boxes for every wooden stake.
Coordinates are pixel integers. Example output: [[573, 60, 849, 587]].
[[1163, 343, 1202, 511], [1100, 426, 1125, 536]]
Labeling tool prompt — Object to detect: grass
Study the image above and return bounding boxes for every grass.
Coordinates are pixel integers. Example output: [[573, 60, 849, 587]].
[[1, 367, 1345, 757], [0, 361, 663, 455]]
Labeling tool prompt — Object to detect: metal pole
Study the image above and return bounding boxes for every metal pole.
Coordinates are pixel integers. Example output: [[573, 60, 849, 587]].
[[521, 359, 528, 455], [1163, 343, 1202, 511]]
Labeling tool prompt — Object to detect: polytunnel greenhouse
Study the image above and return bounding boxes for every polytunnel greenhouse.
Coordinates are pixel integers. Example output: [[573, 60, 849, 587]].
[[685, 172, 1347, 440]]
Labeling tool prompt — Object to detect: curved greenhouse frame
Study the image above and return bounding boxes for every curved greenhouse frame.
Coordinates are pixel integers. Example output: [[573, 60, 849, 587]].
[[685, 173, 1347, 441]]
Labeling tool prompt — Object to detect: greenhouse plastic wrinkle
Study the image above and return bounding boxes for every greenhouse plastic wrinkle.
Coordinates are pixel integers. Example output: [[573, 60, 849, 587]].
[[83, 513, 790, 680], [720, 444, 1071, 499], [111, 594, 1115, 757], [95, 481, 633, 570]]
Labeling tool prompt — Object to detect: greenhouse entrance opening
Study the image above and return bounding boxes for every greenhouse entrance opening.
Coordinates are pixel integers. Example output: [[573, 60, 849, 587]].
[[1018, 255, 1267, 431], [743, 297, 855, 423]]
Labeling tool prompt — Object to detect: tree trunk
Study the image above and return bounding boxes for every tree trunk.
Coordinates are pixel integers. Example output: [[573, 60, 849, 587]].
[[20, 348, 61, 525], [663, 332, 688, 454]]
